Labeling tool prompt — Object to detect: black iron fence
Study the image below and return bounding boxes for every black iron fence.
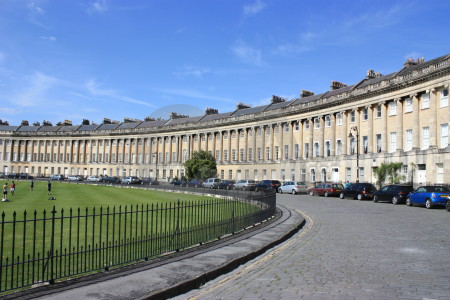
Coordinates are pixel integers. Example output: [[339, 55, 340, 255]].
[[0, 191, 276, 294]]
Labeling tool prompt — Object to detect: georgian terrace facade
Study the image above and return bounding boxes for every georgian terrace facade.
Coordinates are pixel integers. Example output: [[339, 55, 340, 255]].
[[1, 54, 450, 185]]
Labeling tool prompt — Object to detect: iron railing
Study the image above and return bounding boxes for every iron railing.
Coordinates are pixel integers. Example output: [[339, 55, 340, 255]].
[[0, 191, 276, 294]]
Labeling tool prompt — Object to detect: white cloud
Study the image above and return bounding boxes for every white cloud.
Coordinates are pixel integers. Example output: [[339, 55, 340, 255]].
[[173, 66, 211, 78], [40, 36, 56, 41], [404, 51, 422, 60], [14, 71, 60, 107], [243, 0, 266, 16], [88, 0, 108, 14], [231, 41, 263, 67], [153, 87, 234, 104], [27, 0, 45, 15], [85, 79, 154, 107]]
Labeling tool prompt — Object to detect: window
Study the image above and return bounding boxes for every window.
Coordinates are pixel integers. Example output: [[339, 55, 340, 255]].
[[421, 93, 430, 109], [325, 141, 331, 157], [314, 118, 320, 129], [422, 127, 430, 150], [376, 105, 382, 118], [304, 143, 309, 158], [390, 132, 397, 153], [310, 168, 316, 182], [284, 124, 289, 133], [257, 147, 261, 160], [284, 145, 289, 159], [362, 108, 368, 121], [336, 139, 342, 155], [350, 111, 356, 123], [314, 142, 320, 157], [240, 149, 244, 161], [232, 131, 237, 139], [275, 146, 279, 160], [376, 134, 382, 152], [224, 132, 228, 139], [215, 150, 220, 161], [405, 129, 413, 151], [294, 122, 299, 131], [300, 169, 306, 182], [350, 138, 355, 154], [224, 150, 228, 161], [405, 98, 412, 113], [362, 136, 368, 153], [304, 121, 310, 130], [248, 148, 253, 161], [275, 124, 280, 134], [266, 127, 271, 135], [232, 149, 236, 161], [389, 101, 397, 116], [440, 89, 448, 107], [440, 124, 448, 148], [294, 144, 299, 159], [336, 113, 342, 125], [228, 170, 233, 180], [183, 149, 188, 162], [266, 147, 270, 160], [325, 115, 331, 127]]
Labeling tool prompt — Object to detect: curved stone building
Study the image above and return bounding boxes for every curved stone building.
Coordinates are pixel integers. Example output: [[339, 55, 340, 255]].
[[1, 54, 449, 185]]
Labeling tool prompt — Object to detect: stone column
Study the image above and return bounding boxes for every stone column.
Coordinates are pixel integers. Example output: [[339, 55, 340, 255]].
[[330, 114, 336, 156], [342, 112, 348, 155], [319, 116, 325, 157], [289, 121, 294, 159], [367, 106, 373, 153], [429, 88, 438, 147], [381, 102, 388, 152], [396, 98, 404, 151]]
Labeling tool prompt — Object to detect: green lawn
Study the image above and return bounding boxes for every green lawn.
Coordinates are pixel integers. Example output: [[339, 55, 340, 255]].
[[0, 180, 210, 219]]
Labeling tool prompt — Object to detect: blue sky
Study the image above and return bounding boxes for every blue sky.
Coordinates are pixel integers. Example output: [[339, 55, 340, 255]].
[[1, 0, 449, 125]]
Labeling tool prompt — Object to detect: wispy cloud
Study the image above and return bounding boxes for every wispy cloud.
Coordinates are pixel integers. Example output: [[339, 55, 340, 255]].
[[0, 51, 5, 64], [26, 0, 49, 28], [173, 66, 211, 78], [404, 51, 422, 60], [85, 79, 154, 107], [27, 0, 45, 15], [88, 0, 108, 14], [40, 36, 56, 41], [243, 0, 266, 16], [14, 71, 61, 107], [231, 41, 263, 67], [273, 31, 317, 56], [153, 87, 235, 104]]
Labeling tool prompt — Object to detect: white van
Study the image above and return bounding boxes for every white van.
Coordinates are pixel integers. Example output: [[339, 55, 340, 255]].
[[202, 178, 221, 189]]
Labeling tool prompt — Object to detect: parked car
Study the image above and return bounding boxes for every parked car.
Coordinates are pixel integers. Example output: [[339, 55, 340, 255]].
[[234, 180, 257, 191], [86, 176, 101, 182], [186, 179, 203, 188], [141, 177, 159, 185], [19, 173, 34, 179], [102, 176, 120, 184], [121, 176, 141, 184], [218, 180, 235, 190], [255, 180, 282, 192], [202, 178, 221, 189], [406, 186, 450, 209], [339, 183, 377, 200], [171, 180, 185, 186], [373, 184, 414, 205], [7, 173, 19, 179], [50, 174, 64, 181], [67, 175, 83, 181], [308, 183, 344, 197]]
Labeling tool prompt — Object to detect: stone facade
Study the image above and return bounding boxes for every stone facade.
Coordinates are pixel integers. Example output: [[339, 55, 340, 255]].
[[1, 54, 450, 185]]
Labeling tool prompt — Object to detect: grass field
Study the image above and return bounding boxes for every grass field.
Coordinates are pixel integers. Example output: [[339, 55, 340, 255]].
[[0, 180, 210, 219]]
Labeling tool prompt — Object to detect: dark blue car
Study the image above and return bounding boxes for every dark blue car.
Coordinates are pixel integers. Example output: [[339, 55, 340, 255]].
[[406, 186, 450, 209]]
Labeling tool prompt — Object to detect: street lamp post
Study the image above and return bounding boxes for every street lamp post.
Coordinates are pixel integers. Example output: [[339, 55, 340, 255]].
[[348, 126, 360, 182]]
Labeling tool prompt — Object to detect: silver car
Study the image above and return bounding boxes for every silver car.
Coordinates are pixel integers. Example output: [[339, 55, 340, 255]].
[[278, 181, 308, 194], [234, 180, 257, 191]]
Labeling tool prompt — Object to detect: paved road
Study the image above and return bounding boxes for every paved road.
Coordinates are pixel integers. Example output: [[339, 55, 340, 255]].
[[174, 194, 450, 300]]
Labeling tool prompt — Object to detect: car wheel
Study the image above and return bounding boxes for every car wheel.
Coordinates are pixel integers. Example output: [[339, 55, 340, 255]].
[[309, 191, 314, 196], [406, 197, 412, 206], [446, 201, 450, 212], [392, 196, 399, 205], [279, 188, 283, 194], [255, 187, 259, 192], [373, 195, 378, 203], [324, 191, 329, 197], [425, 199, 433, 209], [357, 193, 363, 200], [339, 192, 345, 199], [292, 189, 296, 195]]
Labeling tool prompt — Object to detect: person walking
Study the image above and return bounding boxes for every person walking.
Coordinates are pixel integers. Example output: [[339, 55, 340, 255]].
[[47, 181, 52, 195], [30, 179, 34, 191], [2, 182, 8, 202], [10, 181, 16, 196]]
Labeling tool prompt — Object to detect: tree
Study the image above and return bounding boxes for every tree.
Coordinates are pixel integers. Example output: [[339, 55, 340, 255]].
[[373, 162, 406, 188], [184, 150, 217, 180]]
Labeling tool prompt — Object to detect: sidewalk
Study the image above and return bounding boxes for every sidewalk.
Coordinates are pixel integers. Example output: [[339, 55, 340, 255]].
[[6, 205, 304, 300]]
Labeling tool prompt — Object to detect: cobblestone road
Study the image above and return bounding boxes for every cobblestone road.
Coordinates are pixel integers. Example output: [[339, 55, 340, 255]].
[[174, 194, 450, 300]]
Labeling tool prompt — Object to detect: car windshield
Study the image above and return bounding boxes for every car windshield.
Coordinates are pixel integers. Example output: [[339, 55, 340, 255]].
[[429, 186, 450, 192]]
